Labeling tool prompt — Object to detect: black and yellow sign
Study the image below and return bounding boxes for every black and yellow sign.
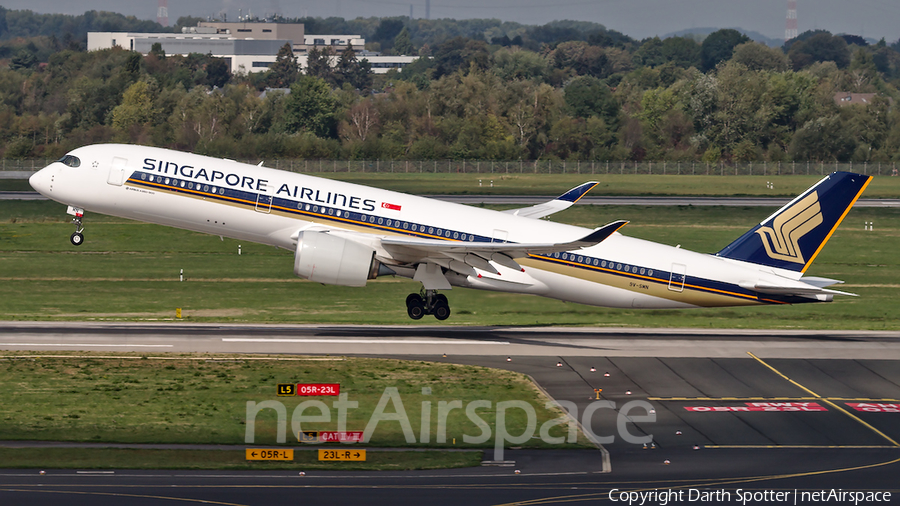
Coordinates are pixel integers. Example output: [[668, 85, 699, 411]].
[[246, 449, 294, 461], [299, 430, 318, 443], [277, 383, 296, 396], [318, 449, 366, 461]]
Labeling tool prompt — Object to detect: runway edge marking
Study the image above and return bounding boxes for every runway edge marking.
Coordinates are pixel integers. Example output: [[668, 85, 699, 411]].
[[523, 373, 611, 474]]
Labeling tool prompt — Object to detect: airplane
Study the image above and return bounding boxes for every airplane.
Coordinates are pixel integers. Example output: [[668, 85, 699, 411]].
[[28, 144, 871, 320]]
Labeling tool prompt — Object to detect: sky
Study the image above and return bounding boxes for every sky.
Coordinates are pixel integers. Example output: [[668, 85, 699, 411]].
[[3, 0, 900, 42]]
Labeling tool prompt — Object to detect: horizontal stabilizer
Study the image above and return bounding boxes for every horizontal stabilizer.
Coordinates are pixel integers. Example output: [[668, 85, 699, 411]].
[[738, 281, 856, 297], [503, 181, 598, 219]]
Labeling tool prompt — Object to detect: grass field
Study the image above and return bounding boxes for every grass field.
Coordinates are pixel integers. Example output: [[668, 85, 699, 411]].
[[0, 448, 484, 471], [0, 353, 588, 449], [0, 199, 897, 329]]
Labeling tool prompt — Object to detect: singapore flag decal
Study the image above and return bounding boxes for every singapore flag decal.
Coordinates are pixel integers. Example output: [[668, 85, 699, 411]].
[[381, 202, 401, 211]]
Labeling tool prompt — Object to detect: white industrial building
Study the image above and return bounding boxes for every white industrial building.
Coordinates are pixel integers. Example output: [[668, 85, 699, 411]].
[[88, 23, 419, 75]]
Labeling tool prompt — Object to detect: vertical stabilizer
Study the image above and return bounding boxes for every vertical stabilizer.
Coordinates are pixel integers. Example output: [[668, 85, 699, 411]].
[[716, 172, 871, 273]]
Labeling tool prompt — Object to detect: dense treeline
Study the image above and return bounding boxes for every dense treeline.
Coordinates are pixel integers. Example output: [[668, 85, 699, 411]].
[[1, 9, 900, 162]]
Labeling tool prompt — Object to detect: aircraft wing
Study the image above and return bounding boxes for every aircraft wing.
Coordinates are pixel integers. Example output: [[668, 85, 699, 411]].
[[381, 220, 627, 268], [502, 182, 598, 219]]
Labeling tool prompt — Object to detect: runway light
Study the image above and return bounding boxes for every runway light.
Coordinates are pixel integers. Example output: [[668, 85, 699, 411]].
[[557, 362, 563, 367], [604, 372, 610, 377], [299, 471, 305, 476], [39, 470, 45, 475], [507, 357, 512, 362], [625, 390, 632, 395], [443, 353, 447, 357], [514, 470, 521, 474], [649, 409, 656, 415], [675, 430, 682, 436], [590, 367, 596, 372], [650, 443, 657, 449], [693, 445, 700, 450], [663, 459, 670, 465], [642, 443, 648, 450]]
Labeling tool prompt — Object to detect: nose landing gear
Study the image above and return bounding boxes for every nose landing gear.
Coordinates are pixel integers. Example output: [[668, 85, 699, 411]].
[[406, 290, 451, 321], [67, 206, 85, 246]]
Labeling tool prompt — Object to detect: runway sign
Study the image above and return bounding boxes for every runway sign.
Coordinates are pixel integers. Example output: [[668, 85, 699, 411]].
[[685, 402, 826, 412], [299, 431, 318, 442], [246, 449, 294, 461], [319, 449, 366, 461], [297, 383, 340, 396], [276, 383, 296, 396], [847, 403, 900, 413], [320, 431, 364, 443]]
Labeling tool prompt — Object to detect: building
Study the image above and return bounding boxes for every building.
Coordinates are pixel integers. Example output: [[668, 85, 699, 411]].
[[197, 22, 306, 53], [88, 31, 290, 74], [88, 23, 420, 76]]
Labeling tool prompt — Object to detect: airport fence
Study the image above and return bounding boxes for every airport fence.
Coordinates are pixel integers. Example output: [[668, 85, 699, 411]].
[[3, 159, 898, 177]]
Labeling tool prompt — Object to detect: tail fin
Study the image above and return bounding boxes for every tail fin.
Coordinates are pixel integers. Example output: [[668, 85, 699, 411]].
[[716, 172, 871, 273]]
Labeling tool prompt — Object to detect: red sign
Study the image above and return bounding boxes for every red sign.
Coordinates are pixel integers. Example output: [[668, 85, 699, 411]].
[[685, 402, 826, 412], [319, 431, 364, 443], [847, 403, 900, 413], [381, 202, 401, 211], [296, 383, 340, 396]]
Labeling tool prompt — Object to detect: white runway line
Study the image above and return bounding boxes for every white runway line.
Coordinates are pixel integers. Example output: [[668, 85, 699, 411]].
[[0, 343, 174, 347], [221, 338, 508, 345]]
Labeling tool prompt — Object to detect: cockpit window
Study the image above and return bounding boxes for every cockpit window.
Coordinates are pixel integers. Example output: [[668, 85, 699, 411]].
[[56, 155, 81, 168]]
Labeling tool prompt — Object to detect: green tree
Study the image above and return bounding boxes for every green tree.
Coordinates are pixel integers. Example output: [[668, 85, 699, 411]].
[[564, 76, 618, 124], [789, 115, 856, 161], [731, 42, 789, 72], [393, 27, 416, 56], [111, 80, 155, 134], [700, 29, 749, 71], [787, 32, 850, 70], [284, 75, 337, 138], [305, 46, 334, 83], [268, 43, 299, 88]]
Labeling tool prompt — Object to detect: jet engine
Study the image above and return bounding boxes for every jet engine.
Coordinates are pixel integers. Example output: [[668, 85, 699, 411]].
[[293, 231, 378, 287]]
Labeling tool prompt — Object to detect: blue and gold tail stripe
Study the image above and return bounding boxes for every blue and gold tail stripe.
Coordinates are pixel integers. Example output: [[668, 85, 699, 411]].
[[127, 171, 810, 306]]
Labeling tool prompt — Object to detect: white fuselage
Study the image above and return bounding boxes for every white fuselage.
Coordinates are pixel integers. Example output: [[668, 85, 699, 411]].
[[29, 144, 819, 310]]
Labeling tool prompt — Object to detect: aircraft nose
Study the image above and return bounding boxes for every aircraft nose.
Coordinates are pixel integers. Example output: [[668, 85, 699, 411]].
[[29, 166, 53, 195]]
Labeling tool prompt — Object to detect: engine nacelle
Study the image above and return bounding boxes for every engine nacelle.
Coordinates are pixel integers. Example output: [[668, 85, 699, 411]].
[[293, 231, 378, 287]]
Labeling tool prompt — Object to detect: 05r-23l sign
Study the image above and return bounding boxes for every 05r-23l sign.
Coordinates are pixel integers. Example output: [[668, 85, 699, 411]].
[[277, 383, 340, 396]]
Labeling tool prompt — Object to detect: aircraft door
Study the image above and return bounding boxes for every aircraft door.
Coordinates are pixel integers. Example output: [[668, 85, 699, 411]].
[[107, 157, 127, 186], [255, 181, 273, 213], [491, 229, 508, 243], [668, 263, 686, 292]]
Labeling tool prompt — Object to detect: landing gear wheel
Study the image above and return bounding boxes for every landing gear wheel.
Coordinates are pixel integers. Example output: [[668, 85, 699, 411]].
[[406, 295, 426, 320], [432, 302, 451, 321], [70, 232, 84, 246]]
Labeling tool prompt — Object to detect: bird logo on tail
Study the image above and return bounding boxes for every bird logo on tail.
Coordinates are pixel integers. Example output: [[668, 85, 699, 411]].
[[755, 192, 823, 264]]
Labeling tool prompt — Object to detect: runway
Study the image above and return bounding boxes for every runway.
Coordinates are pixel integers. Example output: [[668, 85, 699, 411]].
[[1, 322, 899, 359], [1, 324, 899, 505]]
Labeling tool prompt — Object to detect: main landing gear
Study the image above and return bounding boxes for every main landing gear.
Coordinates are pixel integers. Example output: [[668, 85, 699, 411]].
[[68, 206, 85, 246], [406, 290, 451, 321]]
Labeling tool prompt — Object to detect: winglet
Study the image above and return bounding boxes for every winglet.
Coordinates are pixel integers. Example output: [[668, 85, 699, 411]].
[[503, 181, 599, 219], [568, 220, 628, 249]]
